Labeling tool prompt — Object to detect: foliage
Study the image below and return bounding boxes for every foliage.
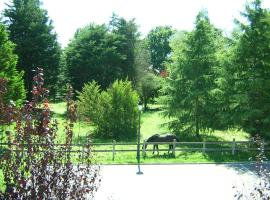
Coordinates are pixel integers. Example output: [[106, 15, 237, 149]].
[[66, 15, 139, 92], [134, 40, 161, 110], [109, 13, 139, 83], [0, 22, 25, 105], [147, 26, 174, 72], [55, 52, 70, 101], [78, 80, 139, 140], [0, 68, 100, 199], [4, 0, 61, 99], [231, 0, 270, 138], [164, 10, 221, 137], [66, 24, 115, 91]]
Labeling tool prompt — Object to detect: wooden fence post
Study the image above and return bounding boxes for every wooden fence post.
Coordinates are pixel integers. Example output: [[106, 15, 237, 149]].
[[232, 138, 236, 155], [112, 140, 116, 161], [173, 139, 176, 156], [143, 140, 146, 157], [203, 140, 206, 154]]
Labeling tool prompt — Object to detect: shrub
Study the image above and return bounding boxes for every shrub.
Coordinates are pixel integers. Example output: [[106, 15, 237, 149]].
[[0, 68, 100, 199], [78, 80, 139, 140]]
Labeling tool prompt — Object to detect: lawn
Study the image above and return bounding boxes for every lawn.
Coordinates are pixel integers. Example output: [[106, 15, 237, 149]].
[[50, 102, 250, 143], [46, 102, 257, 165]]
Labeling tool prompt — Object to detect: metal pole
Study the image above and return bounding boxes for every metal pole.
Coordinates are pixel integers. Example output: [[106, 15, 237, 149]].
[[136, 107, 143, 175]]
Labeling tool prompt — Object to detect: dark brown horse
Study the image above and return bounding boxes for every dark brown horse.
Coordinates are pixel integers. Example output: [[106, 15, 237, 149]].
[[144, 134, 179, 154]]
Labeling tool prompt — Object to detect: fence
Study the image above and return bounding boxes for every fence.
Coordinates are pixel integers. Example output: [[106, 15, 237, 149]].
[[92, 139, 270, 161], [0, 138, 269, 161]]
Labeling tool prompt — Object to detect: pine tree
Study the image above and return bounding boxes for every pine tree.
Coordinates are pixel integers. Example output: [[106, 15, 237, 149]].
[[165, 10, 220, 137], [4, 0, 61, 99], [0, 23, 25, 104], [233, 0, 270, 137]]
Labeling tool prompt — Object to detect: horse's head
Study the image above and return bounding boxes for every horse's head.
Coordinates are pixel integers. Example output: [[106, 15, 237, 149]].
[[142, 143, 148, 149], [175, 135, 180, 142]]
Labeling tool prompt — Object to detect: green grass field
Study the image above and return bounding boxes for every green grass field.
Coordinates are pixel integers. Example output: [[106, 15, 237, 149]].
[[46, 102, 256, 165], [50, 102, 250, 143]]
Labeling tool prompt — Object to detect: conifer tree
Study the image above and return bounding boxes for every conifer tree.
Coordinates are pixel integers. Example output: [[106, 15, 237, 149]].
[[0, 23, 25, 104], [233, 0, 270, 137], [4, 0, 61, 99], [165, 11, 220, 137]]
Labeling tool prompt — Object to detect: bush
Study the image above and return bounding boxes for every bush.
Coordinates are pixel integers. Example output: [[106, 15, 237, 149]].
[[78, 80, 139, 140], [0, 68, 100, 199]]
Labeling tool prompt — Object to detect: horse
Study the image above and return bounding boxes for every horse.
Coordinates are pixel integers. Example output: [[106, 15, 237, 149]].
[[144, 133, 179, 155]]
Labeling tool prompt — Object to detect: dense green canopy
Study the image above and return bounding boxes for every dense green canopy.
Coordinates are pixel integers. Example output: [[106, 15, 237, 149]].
[[4, 0, 61, 99]]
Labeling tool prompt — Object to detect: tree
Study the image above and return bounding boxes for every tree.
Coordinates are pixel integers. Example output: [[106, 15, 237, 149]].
[[0, 22, 25, 105], [147, 26, 174, 72], [4, 0, 61, 99], [134, 40, 161, 110], [232, 0, 270, 138], [65, 24, 125, 91], [109, 13, 139, 83], [164, 11, 220, 137], [66, 15, 139, 92], [77, 80, 139, 140]]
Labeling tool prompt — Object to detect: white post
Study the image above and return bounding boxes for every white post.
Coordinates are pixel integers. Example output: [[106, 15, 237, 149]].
[[232, 138, 236, 155], [143, 140, 146, 157], [112, 140, 116, 161], [173, 139, 176, 156], [203, 140, 206, 154]]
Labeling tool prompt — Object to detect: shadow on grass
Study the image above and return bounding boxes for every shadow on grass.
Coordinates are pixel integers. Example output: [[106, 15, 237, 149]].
[[177, 132, 230, 142], [203, 151, 256, 163], [145, 153, 176, 159]]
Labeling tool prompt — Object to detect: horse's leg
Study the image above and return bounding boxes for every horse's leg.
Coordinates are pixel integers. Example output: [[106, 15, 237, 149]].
[[157, 145, 159, 155], [152, 145, 155, 154]]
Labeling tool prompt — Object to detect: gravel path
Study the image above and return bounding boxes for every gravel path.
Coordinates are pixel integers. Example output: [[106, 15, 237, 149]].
[[94, 163, 264, 200]]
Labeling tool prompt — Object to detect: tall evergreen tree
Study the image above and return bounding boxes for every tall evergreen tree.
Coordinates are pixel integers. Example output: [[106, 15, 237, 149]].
[[4, 0, 61, 99], [0, 22, 25, 105], [109, 13, 139, 82], [147, 26, 174, 72], [233, 0, 270, 137], [165, 11, 220, 137]]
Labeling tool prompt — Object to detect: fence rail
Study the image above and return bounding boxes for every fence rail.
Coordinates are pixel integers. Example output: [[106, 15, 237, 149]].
[[0, 139, 269, 161]]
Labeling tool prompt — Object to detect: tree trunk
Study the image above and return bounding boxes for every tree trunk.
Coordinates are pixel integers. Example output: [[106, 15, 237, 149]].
[[195, 96, 200, 138], [144, 99, 148, 110]]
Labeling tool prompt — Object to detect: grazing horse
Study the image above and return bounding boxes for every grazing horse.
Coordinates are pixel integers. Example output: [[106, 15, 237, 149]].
[[144, 134, 179, 154]]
